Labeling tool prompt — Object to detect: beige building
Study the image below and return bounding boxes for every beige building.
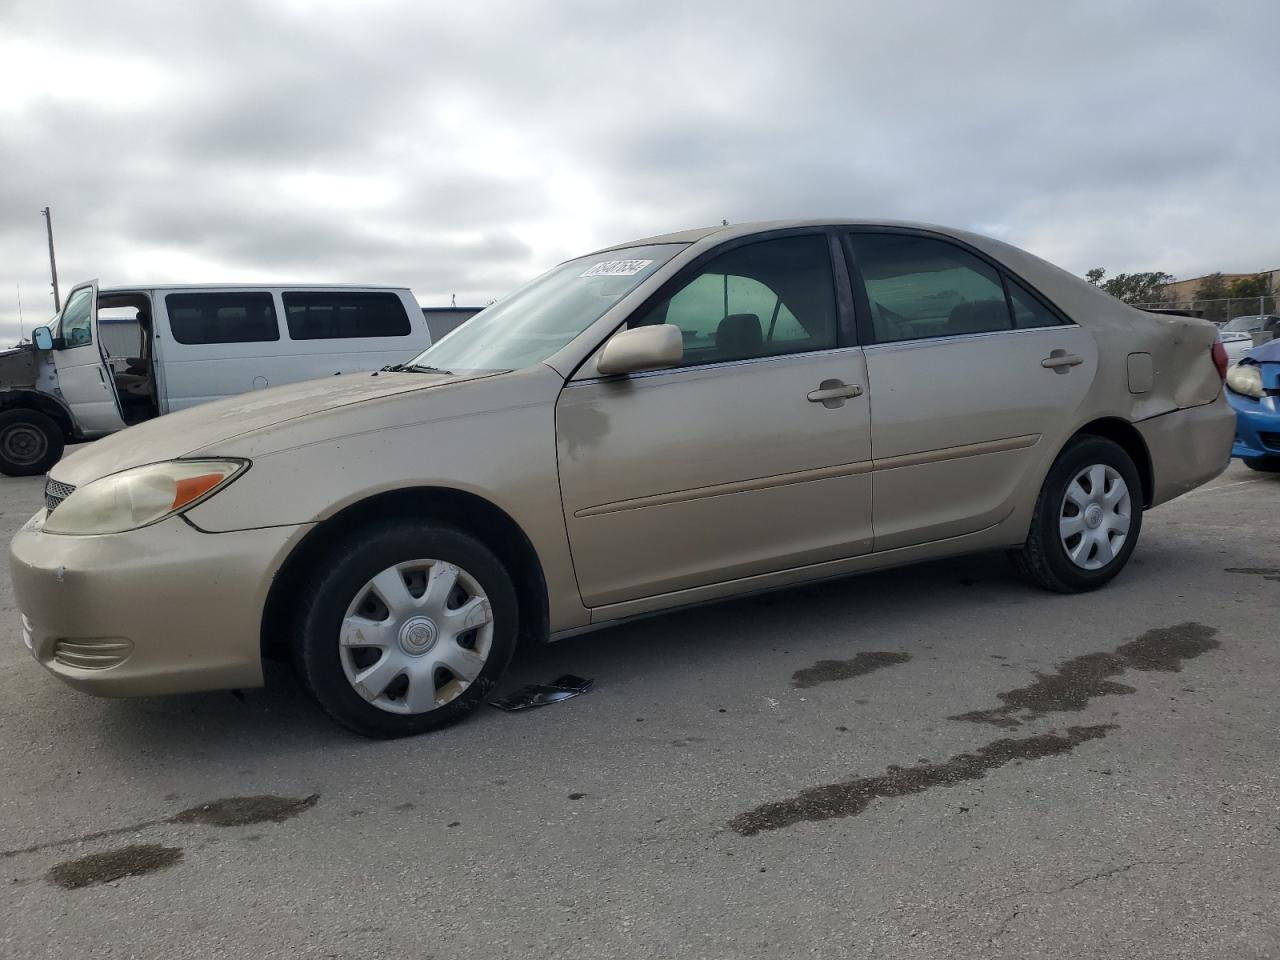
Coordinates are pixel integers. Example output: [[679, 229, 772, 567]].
[[1163, 268, 1280, 303]]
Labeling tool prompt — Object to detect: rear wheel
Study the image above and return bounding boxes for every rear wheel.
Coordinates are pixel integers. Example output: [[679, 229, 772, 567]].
[[1010, 435, 1143, 593], [0, 409, 64, 477], [293, 522, 518, 738], [1242, 456, 1280, 473]]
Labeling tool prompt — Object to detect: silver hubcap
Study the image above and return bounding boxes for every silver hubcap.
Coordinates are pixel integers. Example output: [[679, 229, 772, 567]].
[[338, 559, 494, 715], [1060, 464, 1131, 570]]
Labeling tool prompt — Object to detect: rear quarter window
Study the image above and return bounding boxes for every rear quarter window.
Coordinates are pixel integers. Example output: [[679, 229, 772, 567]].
[[165, 292, 280, 345], [282, 292, 412, 340]]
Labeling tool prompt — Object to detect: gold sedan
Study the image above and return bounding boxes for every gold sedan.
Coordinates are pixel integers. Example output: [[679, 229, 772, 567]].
[[11, 220, 1234, 736]]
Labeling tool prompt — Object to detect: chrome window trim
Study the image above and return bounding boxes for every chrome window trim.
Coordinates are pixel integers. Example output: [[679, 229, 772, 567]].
[[860, 322, 1082, 354], [566, 343, 868, 387]]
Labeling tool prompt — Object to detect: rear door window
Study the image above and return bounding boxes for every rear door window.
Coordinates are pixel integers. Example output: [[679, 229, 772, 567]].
[[1006, 278, 1066, 329], [848, 234, 1013, 343], [282, 292, 412, 340], [165, 293, 280, 345]]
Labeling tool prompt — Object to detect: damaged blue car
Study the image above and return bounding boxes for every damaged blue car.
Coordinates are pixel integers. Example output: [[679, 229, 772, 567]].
[[1226, 338, 1280, 472]]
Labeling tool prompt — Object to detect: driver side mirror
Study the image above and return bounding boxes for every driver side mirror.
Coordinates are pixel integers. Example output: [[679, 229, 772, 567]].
[[32, 327, 53, 351], [597, 324, 683, 376]]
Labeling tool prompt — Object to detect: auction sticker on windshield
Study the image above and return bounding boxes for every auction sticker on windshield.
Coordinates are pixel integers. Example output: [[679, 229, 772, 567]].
[[581, 259, 653, 278]]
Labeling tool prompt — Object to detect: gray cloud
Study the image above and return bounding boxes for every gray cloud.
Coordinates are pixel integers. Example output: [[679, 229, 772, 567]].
[[2, 0, 1277, 343]]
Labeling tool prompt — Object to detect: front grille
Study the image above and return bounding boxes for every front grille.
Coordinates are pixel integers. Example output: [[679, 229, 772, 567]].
[[1260, 432, 1280, 452], [44, 478, 75, 513]]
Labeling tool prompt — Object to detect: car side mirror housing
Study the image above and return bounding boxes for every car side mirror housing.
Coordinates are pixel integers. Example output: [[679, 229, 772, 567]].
[[32, 326, 54, 351], [596, 324, 683, 376]]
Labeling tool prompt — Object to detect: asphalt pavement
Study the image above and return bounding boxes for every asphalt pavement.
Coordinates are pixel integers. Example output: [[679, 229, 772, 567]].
[[1, 460, 1277, 959]]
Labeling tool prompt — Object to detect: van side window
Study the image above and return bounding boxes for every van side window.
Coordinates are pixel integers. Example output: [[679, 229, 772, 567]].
[[60, 287, 94, 347], [165, 293, 280, 345], [282, 292, 412, 340]]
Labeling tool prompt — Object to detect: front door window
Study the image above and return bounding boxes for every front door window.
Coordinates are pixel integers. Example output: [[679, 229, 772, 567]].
[[630, 235, 838, 365], [59, 287, 93, 347]]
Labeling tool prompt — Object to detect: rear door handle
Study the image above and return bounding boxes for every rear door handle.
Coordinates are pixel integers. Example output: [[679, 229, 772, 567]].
[[807, 379, 863, 408], [1042, 350, 1083, 372]]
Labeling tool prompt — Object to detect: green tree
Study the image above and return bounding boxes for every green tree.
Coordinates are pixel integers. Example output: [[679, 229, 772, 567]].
[[1227, 274, 1270, 299], [1099, 271, 1174, 305], [1194, 273, 1228, 302], [1085, 267, 1106, 286]]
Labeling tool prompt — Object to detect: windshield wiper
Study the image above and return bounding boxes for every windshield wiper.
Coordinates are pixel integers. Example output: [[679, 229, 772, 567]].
[[381, 363, 453, 375]]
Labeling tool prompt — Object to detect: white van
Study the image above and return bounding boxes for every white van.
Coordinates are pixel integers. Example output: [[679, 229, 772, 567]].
[[2, 281, 431, 475]]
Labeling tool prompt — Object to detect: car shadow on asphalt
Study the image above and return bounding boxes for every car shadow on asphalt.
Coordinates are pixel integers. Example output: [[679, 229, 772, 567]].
[[88, 537, 1216, 759]]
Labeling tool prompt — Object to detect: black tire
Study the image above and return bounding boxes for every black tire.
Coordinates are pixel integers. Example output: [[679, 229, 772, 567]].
[[293, 521, 519, 738], [0, 409, 65, 477], [1009, 435, 1144, 593], [1242, 456, 1280, 473]]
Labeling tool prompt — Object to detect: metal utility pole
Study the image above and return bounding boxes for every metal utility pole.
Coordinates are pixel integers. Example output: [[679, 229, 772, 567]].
[[40, 207, 60, 312]]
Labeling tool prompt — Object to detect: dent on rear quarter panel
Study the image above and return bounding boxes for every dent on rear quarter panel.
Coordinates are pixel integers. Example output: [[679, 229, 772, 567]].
[[959, 231, 1221, 420]]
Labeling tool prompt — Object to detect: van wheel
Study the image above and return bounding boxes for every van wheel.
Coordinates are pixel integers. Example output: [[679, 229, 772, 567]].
[[1242, 456, 1280, 473], [1009, 436, 1144, 593], [293, 522, 518, 738], [0, 410, 64, 477]]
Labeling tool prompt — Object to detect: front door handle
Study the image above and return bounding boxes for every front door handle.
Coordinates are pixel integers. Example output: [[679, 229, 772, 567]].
[[1042, 350, 1083, 372], [807, 379, 863, 408]]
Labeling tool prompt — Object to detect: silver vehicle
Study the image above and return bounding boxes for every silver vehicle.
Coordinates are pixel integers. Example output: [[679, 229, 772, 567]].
[[1218, 314, 1280, 366]]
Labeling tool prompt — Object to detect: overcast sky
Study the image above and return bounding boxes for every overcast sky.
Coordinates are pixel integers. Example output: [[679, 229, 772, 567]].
[[1, 0, 1277, 342]]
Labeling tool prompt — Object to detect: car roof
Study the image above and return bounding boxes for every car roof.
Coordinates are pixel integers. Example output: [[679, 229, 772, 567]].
[[589, 218, 973, 254]]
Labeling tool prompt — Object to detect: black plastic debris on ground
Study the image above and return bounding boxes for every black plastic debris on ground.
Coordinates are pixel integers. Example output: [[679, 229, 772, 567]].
[[490, 674, 594, 712]]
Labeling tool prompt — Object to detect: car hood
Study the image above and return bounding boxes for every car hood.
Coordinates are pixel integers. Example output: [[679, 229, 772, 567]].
[[1245, 339, 1280, 364], [51, 371, 485, 487]]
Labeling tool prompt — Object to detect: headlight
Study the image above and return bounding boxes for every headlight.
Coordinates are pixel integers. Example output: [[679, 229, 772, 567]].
[[43, 460, 248, 535], [1225, 364, 1264, 400]]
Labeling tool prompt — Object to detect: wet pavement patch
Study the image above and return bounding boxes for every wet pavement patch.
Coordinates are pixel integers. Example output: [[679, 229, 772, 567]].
[[1225, 567, 1280, 583], [950, 622, 1219, 728], [169, 794, 319, 827], [1, 794, 321, 861], [47, 844, 182, 889], [730, 725, 1114, 835], [791, 651, 911, 689]]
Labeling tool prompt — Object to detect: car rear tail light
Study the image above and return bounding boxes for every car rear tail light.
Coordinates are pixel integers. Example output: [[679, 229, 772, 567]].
[[1211, 342, 1228, 380]]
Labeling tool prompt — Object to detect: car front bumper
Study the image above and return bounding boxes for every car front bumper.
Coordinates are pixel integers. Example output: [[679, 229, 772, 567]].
[[1225, 387, 1280, 460], [10, 511, 309, 697]]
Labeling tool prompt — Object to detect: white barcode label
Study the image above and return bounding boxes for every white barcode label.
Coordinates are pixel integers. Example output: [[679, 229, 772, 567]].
[[581, 259, 653, 278]]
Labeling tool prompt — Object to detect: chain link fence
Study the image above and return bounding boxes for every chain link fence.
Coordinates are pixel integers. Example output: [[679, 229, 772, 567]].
[[1134, 295, 1278, 325]]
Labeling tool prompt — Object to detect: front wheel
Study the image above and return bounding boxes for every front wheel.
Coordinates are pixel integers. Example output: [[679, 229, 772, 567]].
[[293, 522, 519, 738], [1242, 456, 1280, 473], [1009, 435, 1144, 593], [0, 409, 64, 477]]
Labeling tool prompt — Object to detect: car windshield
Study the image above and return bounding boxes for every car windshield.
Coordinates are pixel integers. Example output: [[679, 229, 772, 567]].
[[1223, 315, 1265, 333], [406, 243, 684, 372]]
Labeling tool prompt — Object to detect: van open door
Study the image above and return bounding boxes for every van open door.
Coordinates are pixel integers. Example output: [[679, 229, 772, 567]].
[[50, 280, 126, 437]]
